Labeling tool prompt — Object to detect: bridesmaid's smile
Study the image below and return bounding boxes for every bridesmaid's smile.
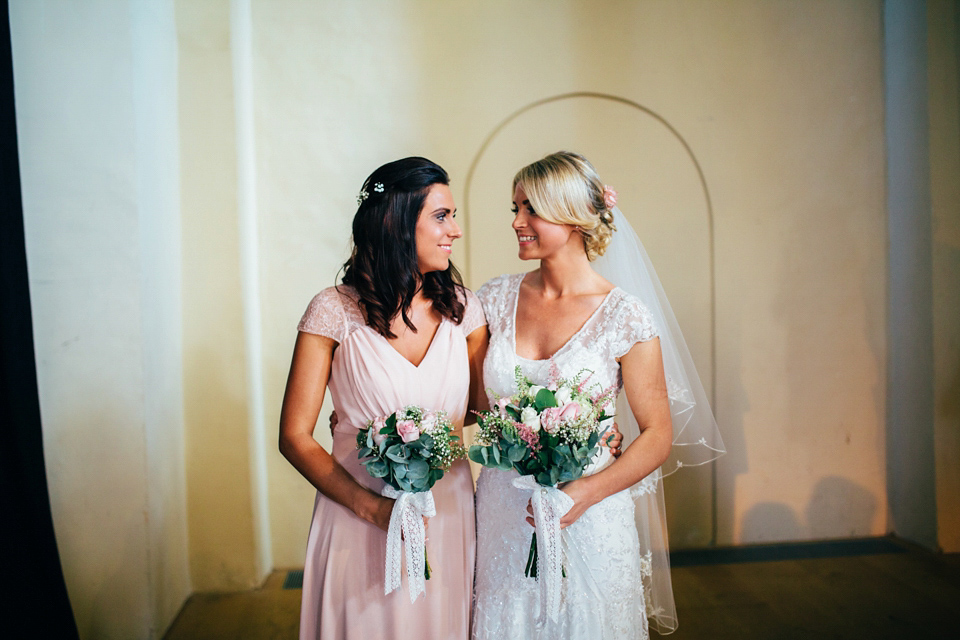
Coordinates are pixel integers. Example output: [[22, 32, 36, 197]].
[[416, 183, 462, 273]]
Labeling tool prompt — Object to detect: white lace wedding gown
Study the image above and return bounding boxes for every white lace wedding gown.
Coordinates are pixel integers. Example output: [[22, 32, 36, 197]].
[[473, 273, 660, 640]]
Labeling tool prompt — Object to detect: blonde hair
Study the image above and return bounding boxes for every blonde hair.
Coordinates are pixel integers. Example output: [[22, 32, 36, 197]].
[[512, 151, 616, 261]]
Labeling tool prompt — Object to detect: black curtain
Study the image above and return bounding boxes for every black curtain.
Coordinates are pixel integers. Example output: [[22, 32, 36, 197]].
[[0, 1, 79, 636]]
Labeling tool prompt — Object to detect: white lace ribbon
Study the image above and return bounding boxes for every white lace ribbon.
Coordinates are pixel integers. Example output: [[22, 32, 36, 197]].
[[512, 475, 574, 623], [381, 486, 436, 602]]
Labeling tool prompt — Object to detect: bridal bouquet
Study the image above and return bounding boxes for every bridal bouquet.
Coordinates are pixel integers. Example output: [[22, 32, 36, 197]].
[[469, 367, 616, 620], [469, 367, 616, 488], [356, 406, 465, 601]]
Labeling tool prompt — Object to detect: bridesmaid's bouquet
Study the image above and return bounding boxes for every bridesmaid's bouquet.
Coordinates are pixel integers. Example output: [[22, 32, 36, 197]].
[[356, 406, 465, 601], [468, 367, 617, 580]]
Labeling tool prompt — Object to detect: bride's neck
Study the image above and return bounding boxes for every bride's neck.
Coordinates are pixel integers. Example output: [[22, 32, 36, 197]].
[[535, 249, 598, 297]]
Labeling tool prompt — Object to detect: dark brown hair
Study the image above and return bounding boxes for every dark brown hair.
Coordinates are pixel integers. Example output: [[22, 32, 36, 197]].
[[341, 157, 464, 338]]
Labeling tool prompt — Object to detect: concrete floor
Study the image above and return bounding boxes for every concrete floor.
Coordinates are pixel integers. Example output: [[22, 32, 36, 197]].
[[164, 540, 960, 639]]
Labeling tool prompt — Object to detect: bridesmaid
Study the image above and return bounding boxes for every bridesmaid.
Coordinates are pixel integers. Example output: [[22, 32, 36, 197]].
[[279, 157, 487, 640]]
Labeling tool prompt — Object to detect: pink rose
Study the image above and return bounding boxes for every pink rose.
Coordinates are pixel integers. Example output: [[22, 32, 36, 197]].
[[559, 401, 581, 422], [495, 397, 510, 418], [602, 185, 618, 209], [539, 406, 564, 434], [371, 416, 389, 445], [397, 419, 420, 443]]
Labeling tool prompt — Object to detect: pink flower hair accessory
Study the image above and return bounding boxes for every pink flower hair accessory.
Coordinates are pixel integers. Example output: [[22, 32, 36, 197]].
[[602, 185, 618, 210]]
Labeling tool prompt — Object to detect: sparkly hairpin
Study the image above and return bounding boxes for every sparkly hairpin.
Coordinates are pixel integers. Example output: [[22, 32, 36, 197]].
[[356, 182, 385, 206]]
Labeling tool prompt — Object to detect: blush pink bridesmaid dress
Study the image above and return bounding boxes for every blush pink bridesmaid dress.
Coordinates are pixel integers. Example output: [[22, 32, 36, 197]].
[[295, 285, 485, 640]]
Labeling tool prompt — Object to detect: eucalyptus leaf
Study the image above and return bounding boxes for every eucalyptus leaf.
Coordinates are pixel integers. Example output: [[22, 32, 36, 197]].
[[507, 444, 526, 462], [468, 445, 486, 465], [534, 388, 558, 411], [367, 460, 389, 478], [385, 444, 408, 463], [407, 459, 429, 479]]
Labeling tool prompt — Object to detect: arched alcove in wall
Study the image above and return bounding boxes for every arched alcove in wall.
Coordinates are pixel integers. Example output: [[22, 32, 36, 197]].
[[463, 93, 719, 547]]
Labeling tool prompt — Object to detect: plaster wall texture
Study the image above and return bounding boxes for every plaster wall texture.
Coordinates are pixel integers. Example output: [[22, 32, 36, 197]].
[[176, 0, 262, 591], [10, 0, 190, 636]]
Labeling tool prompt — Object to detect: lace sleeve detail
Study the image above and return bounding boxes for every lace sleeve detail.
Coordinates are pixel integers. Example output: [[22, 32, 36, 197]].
[[610, 291, 659, 359], [476, 274, 516, 337], [297, 287, 352, 343], [460, 287, 487, 335]]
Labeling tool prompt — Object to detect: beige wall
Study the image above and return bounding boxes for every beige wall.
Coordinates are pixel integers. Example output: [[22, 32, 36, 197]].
[[177, 0, 265, 592], [12, 0, 960, 637], [250, 0, 890, 557]]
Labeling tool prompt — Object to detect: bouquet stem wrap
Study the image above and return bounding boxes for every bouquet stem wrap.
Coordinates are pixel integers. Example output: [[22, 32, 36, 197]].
[[381, 485, 436, 602], [512, 475, 574, 624]]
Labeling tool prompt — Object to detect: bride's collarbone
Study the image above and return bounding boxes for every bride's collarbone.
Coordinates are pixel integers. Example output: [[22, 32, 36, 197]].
[[514, 294, 609, 360]]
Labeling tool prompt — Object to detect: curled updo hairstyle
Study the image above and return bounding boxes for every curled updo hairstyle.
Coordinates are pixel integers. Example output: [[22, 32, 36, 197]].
[[342, 157, 464, 339], [512, 151, 616, 261]]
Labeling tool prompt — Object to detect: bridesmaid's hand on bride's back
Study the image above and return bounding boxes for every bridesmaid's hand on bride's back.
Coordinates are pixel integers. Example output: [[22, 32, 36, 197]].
[[329, 410, 339, 435], [605, 422, 623, 457]]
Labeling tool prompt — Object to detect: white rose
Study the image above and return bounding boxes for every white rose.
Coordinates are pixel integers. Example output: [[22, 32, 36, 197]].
[[554, 386, 573, 405], [527, 385, 545, 400], [420, 411, 438, 434], [520, 406, 541, 432]]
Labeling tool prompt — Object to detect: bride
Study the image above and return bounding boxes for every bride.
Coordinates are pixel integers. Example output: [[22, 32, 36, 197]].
[[472, 151, 724, 639]]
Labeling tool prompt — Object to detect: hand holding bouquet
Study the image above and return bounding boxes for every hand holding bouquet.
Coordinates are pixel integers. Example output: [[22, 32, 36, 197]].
[[356, 406, 465, 601], [468, 367, 616, 621]]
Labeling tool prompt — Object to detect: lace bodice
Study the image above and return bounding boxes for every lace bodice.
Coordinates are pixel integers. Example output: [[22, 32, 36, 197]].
[[477, 273, 658, 403], [298, 284, 487, 343]]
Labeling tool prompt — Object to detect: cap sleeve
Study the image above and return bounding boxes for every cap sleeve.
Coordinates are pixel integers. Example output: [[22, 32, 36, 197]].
[[297, 287, 350, 343], [459, 287, 487, 336], [610, 292, 660, 359], [476, 274, 511, 323]]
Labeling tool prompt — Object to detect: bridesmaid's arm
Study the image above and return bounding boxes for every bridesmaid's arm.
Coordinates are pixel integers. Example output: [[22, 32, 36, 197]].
[[464, 325, 490, 424], [546, 338, 673, 529], [279, 331, 394, 531]]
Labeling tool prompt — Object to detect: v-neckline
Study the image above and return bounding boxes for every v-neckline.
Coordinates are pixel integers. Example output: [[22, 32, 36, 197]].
[[372, 317, 446, 369], [511, 273, 616, 363]]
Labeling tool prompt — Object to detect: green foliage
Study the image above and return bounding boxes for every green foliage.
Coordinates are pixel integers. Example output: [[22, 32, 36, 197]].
[[534, 388, 558, 411]]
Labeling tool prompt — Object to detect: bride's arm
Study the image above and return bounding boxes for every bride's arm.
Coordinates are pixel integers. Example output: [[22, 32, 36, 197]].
[[464, 325, 491, 424], [279, 331, 394, 531], [545, 337, 672, 528]]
